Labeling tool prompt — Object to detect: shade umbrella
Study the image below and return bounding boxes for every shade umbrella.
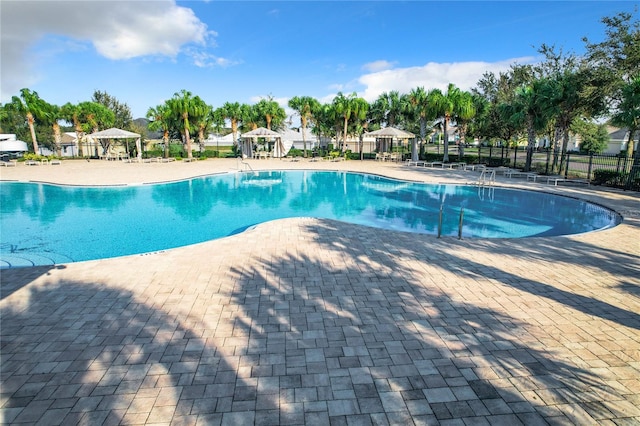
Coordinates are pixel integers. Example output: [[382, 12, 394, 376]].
[[90, 128, 142, 160]]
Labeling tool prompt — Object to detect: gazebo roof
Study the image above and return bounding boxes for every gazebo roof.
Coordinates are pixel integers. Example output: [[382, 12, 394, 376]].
[[90, 128, 141, 139], [241, 127, 281, 138], [364, 127, 415, 138]]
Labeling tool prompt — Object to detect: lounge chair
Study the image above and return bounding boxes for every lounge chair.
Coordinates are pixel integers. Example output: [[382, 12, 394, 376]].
[[546, 176, 590, 186], [0, 160, 17, 167], [504, 169, 537, 179]]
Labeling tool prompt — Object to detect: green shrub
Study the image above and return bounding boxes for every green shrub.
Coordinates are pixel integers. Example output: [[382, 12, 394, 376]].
[[144, 149, 163, 158], [593, 169, 624, 186], [23, 153, 46, 161], [201, 149, 219, 158]]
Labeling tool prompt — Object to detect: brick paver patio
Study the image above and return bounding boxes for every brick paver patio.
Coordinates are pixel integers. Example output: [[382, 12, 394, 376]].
[[1, 159, 639, 425]]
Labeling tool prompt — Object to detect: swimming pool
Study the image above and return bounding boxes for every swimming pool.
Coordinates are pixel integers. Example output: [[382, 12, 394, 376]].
[[0, 170, 621, 268]]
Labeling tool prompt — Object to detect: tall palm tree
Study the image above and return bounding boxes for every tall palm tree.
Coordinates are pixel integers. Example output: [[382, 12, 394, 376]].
[[190, 97, 212, 154], [333, 92, 357, 153], [288, 96, 320, 157], [222, 102, 244, 148], [453, 90, 477, 159], [408, 87, 434, 160], [147, 103, 172, 158], [372, 91, 405, 128], [11, 88, 45, 154], [61, 102, 84, 157], [430, 85, 457, 162], [256, 96, 286, 130], [168, 90, 197, 159], [350, 96, 369, 160]]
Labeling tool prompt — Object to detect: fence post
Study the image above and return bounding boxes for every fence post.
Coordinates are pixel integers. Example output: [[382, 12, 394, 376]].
[[587, 153, 594, 180], [545, 148, 551, 175], [564, 152, 570, 178]]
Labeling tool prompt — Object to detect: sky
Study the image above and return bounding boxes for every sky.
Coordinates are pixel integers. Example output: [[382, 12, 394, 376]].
[[1, 1, 638, 122]]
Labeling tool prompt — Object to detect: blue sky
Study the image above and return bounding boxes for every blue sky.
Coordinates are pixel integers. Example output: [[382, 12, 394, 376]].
[[1, 1, 637, 120]]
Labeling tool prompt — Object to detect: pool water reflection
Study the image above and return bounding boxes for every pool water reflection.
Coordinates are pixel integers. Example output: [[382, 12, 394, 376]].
[[0, 170, 621, 267]]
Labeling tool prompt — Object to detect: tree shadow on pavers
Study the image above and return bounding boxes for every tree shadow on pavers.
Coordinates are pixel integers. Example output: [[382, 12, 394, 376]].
[[436, 237, 640, 330], [0, 280, 253, 425], [617, 281, 640, 297], [223, 223, 635, 424], [0, 265, 61, 300]]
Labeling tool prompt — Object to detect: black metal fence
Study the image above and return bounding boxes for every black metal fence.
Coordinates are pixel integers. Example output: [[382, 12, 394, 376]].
[[421, 144, 639, 192]]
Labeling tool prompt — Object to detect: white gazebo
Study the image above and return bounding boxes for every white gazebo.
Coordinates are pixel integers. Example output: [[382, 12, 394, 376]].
[[241, 127, 287, 158], [364, 127, 416, 159], [89, 128, 142, 160]]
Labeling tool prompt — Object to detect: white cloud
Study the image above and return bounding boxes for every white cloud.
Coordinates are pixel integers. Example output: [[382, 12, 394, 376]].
[[0, 0, 214, 102], [362, 60, 396, 72], [188, 50, 240, 68], [357, 58, 535, 102]]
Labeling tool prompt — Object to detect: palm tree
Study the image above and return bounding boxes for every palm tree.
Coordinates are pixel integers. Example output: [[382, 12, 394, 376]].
[[256, 96, 286, 130], [372, 91, 405, 128], [408, 87, 434, 161], [168, 90, 197, 159], [430, 85, 458, 162], [147, 103, 172, 158], [222, 102, 244, 149], [190, 97, 212, 154], [61, 103, 84, 157], [333, 92, 357, 153], [453, 90, 477, 160], [350, 97, 370, 160], [288, 96, 320, 157], [11, 88, 46, 154]]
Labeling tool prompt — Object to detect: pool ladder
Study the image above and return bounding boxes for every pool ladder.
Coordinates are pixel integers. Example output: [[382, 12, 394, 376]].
[[237, 156, 256, 174], [437, 205, 465, 240], [477, 169, 495, 186]]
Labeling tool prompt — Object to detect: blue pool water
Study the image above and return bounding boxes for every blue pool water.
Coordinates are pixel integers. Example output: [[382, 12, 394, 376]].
[[0, 170, 621, 267]]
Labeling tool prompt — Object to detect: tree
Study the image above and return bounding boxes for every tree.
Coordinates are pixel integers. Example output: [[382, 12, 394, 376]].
[[167, 90, 198, 159], [222, 102, 244, 149], [611, 75, 640, 158], [288, 96, 320, 157], [190, 97, 212, 154], [452, 90, 476, 159], [371, 91, 406, 128], [431, 84, 465, 162], [408, 87, 428, 161], [38, 101, 63, 157], [572, 119, 610, 154], [332, 92, 357, 153], [60, 101, 114, 157], [350, 96, 369, 160], [92, 90, 133, 129], [10, 88, 47, 154], [256, 96, 286, 130], [147, 103, 173, 158]]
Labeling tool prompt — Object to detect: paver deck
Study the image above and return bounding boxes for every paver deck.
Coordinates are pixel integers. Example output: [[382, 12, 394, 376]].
[[1, 159, 639, 425]]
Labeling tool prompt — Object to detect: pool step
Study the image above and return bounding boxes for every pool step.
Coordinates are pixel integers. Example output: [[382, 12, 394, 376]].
[[0, 252, 74, 269]]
